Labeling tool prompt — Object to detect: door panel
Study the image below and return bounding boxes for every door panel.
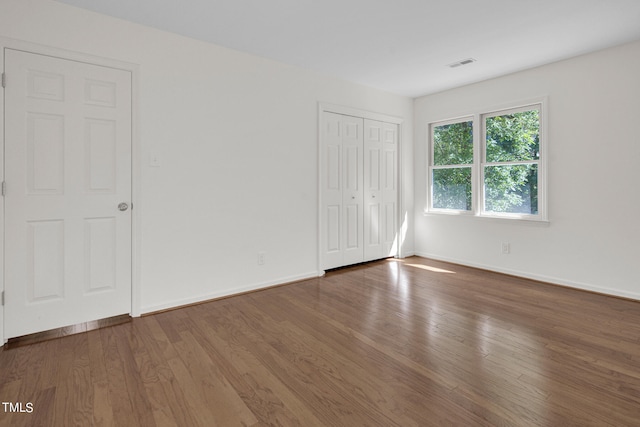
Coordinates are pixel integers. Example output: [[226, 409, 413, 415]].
[[344, 145, 360, 193], [368, 204, 380, 245], [27, 113, 65, 194], [84, 217, 117, 293], [341, 116, 363, 266], [85, 118, 117, 192], [364, 120, 383, 261], [27, 220, 65, 302], [343, 119, 362, 200], [320, 112, 344, 269], [320, 112, 364, 269], [326, 205, 341, 253], [4, 49, 132, 338], [381, 122, 398, 256]]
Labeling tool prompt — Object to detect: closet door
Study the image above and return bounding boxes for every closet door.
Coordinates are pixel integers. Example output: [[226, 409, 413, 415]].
[[364, 120, 383, 261], [320, 112, 397, 271], [341, 116, 365, 266], [364, 120, 398, 262], [380, 121, 399, 257], [320, 112, 364, 270]]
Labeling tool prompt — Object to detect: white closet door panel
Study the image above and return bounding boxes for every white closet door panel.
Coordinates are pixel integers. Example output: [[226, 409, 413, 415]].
[[320, 112, 345, 269], [364, 119, 383, 261], [341, 115, 364, 266], [382, 122, 399, 256], [368, 204, 380, 245], [326, 206, 341, 252]]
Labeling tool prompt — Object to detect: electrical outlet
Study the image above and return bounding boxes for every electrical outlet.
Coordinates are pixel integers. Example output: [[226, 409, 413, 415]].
[[501, 242, 510, 254], [258, 252, 266, 265]]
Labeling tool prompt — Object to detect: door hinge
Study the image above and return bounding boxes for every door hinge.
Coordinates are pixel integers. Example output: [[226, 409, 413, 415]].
[[1, 291, 4, 306], [1, 181, 5, 197], [1, 72, 5, 88]]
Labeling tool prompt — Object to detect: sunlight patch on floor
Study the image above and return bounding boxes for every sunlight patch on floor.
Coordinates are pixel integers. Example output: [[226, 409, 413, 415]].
[[406, 263, 455, 274], [386, 258, 455, 274]]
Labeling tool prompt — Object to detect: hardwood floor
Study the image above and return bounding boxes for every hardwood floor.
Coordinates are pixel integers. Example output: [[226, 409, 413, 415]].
[[1, 256, 640, 426]]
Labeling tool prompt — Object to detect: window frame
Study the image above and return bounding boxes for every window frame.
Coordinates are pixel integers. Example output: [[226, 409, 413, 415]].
[[426, 100, 547, 221], [428, 116, 476, 215], [481, 104, 543, 220]]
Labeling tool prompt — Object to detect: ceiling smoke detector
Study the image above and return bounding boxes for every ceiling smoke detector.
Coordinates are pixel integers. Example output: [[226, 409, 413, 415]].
[[448, 58, 476, 68]]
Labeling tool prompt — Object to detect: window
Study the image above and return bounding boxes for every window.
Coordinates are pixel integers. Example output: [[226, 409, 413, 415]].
[[428, 102, 545, 220], [429, 119, 474, 212], [483, 106, 540, 216]]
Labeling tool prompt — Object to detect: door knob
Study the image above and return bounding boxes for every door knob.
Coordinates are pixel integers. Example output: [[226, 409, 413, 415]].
[[118, 202, 129, 211]]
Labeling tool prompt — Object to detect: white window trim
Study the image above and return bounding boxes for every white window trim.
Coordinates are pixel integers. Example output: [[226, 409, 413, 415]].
[[426, 99, 548, 222], [428, 116, 476, 215]]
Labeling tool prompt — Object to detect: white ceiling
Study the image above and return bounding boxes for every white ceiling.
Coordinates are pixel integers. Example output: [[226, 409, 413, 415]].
[[54, 0, 640, 97]]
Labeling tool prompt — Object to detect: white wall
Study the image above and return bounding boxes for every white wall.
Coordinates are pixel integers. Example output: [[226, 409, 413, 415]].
[[0, 0, 414, 324], [414, 40, 640, 299]]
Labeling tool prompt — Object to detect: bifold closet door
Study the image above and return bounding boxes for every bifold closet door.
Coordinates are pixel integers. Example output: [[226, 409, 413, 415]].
[[321, 112, 364, 270], [363, 119, 398, 262], [320, 112, 398, 271]]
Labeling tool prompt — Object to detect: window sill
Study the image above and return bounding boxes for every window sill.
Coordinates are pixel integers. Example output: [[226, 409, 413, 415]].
[[423, 210, 550, 226]]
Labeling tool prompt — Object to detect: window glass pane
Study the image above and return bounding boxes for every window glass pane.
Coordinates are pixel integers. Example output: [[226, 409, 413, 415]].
[[433, 121, 473, 165], [486, 110, 539, 162], [484, 164, 538, 214], [432, 167, 472, 210]]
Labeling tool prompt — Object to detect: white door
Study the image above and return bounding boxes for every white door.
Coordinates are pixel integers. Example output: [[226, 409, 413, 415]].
[[4, 49, 132, 339], [341, 116, 364, 266], [364, 120, 383, 261], [364, 120, 398, 262], [320, 112, 364, 270], [380, 121, 398, 257]]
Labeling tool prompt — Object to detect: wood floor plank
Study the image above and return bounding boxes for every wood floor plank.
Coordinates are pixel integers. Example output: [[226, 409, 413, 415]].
[[127, 321, 179, 427], [67, 334, 93, 427], [133, 318, 200, 427], [2, 256, 640, 426], [101, 324, 156, 427], [0, 379, 23, 427], [50, 333, 79, 425], [91, 381, 115, 427], [163, 350, 222, 426]]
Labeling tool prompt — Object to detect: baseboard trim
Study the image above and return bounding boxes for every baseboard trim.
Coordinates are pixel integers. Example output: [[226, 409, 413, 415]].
[[140, 271, 321, 316], [414, 252, 640, 302]]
